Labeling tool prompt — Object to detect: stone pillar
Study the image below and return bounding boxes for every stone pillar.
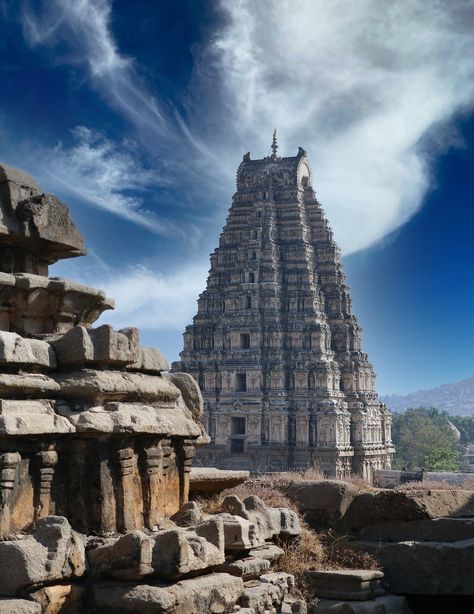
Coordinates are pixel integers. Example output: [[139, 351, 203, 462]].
[[35, 450, 58, 518], [143, 440, 163, 528], [116, 446, 142, 532], [0, 452, 21, 536]]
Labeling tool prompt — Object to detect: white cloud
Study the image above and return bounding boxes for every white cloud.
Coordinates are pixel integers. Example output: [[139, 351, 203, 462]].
[[20, 0, 474, 254], [39, 126, 185, 238], [202, 0, 474, 252], [67, 262, 209, 332]]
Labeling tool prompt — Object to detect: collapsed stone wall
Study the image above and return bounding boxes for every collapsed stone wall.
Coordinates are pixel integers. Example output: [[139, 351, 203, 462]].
[[0, 163, 304, 613]]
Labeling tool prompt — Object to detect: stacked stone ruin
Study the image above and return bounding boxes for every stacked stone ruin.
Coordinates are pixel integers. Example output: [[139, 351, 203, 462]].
[[0, 163, 304, 613]]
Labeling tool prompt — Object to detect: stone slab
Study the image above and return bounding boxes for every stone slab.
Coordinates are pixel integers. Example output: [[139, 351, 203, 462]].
[[307, 569, 385, 600], [359, 517, 474, 543], [56, 402, 201, 437], [248, 544, 285, 563], [213, 556, 271, 580], [190, 467, 250, 493], [313, 595, 412, 613], [356, 537, 474, 595], [52, 370, 181, 403], [90, 572, 244, 613], [0, 331, 56, 369], [0, 399, 75, 435]]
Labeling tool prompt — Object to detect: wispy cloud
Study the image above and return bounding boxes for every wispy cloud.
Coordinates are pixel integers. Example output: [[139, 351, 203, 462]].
[[20, 0, 474, 254], [39, 126, 184, 238], [202, 0, 474, 252], [56, 260, 209, 332]]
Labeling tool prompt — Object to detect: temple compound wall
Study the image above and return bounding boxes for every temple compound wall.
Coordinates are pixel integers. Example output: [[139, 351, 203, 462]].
[[175, 142, 395, 480]]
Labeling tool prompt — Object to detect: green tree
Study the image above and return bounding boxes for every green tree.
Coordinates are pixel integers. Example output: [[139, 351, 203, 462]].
[[391, 407, 463, 471]]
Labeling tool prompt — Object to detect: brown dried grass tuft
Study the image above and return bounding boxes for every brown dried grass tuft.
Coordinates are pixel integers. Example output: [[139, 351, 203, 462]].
[[396, 480, 460, 491]]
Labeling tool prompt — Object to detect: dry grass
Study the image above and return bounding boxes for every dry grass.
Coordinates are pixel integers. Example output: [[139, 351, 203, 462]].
[[194, 481, 299, 515], [273, 524, 380, 605], [396, 480, 459, 491], [194, 480, 380, 606]]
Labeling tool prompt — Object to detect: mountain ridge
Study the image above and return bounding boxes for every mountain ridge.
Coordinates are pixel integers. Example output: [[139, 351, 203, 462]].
[[380, 373, 474, 415]]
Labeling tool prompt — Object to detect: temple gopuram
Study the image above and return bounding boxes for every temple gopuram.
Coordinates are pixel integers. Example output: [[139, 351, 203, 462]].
[[175, 135, 395, 479]]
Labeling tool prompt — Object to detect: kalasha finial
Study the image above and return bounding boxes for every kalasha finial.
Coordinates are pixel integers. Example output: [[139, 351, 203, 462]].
[[271, 129, 278, 157]]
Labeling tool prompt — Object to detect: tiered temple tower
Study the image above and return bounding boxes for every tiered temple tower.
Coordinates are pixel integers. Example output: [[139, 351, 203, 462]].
[[175, 137, 394, 479]]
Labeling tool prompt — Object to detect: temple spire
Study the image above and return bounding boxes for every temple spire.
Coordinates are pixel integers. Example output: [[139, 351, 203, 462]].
[[271, 129, 278, 158]]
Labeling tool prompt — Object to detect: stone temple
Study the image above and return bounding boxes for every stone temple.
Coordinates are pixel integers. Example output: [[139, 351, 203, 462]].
[[175, 136, 395, 479]]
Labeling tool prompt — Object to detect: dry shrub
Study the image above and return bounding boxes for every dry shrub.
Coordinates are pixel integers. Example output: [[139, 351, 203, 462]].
[[319, 530, 381, 571], [193, 494, 224, 515], [274, 524, 325, 605]]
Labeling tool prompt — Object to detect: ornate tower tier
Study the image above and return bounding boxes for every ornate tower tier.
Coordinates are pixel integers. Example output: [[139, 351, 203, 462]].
[[175, 140, 394, 479]]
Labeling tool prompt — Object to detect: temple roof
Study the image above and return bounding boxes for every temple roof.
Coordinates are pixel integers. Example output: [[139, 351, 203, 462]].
[[236, 146, 312, 191]]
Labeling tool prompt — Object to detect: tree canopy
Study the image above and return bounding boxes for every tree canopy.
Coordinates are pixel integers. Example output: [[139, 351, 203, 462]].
[[391, 407, 466, 471]]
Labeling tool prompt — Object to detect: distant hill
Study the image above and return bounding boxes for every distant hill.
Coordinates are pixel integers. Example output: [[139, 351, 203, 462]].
[[381, 373, 474, 415]]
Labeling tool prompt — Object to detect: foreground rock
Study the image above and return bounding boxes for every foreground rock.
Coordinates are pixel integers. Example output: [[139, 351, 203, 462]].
[[0, 600, 41, 614], [90, 573, 244, 613], [308, 570, 385, 601], [0, 516, 84, 596], [356, 537, 474, 595], [313, 595, 412, 613], [285, 480, 359, 528]]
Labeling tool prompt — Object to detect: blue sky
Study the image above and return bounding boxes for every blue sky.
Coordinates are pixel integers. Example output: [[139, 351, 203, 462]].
[[0, 0, 473, 394]]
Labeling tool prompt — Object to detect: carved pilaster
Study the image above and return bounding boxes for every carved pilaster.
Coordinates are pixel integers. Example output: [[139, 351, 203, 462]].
[[35, 450, 58, 518], [116, 446, 142, 532], [143, 441, 163, 528], [0, 452, 21, 536]]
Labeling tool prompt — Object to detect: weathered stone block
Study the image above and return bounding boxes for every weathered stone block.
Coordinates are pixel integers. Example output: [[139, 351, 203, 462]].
[[214, 556, 271, 580], [163, 372, 203, 419], [0, 516, 85, 596], [312, 595, 412, 613], [52, 370, 181, 403], [129, 347, 169, 373], [307, 569, 385, 601], [170, 501, 203, 527], [89, 521, 225, 581], [189, 467, 250, 494], [343, 489, 474, 532], [359, 517, 474, 543], [151, 522, 225, 579], [0, 373, 60, 396], [285, 480, 359, 528], [218, 512, 262, 551], [56, 401, 201, 437], [356, 537, 474, 595], [239, 572, 294, 612], [0, 331, 56, 368], [90, 573, 244, 613], [223, 495, 301, 540], [87, 531, 153, 580], [0, 400, 74, 435], [52, 325, 139, 367], [248, 544, 285, 563], [0, 599, 41, 614]]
